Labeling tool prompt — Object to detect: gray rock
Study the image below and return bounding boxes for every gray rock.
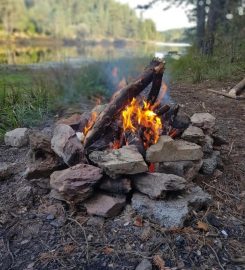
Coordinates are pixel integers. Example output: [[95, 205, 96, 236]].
[[181, 125, 205, 144], [201, 151, 220, 175], [202, 135, 214, 154], [146, 136, 203, 162], [50, 164, 103, 203], [84, 193, 126, 218], [99, 177, 132, 194], [135, 259, 152, 270], [16, 186, 32, 203], [131, 186, 212, 228], [156, 160, 203, 181], [0, 162, 17, 180], [133, 173, 187, 199], [4, 128, 29, 147], [89, 145, 148, 178], [51, 124, 85, 166], [191, 113, 216, 130]]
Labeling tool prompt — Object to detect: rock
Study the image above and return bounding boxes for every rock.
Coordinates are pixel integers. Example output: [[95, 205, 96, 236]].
[[4, 128, 29, 147], [202, 135, 214, 154], [131, 186, 211, 228], [89, 145, 148, 178], [50, 164, 103, 203], [133, 173, 187, 199], [156, 160, 203, 181], [84, 193, 126, 218], [212, 133, 228, 146], [201, 151, 220, 175], [181, 125, 205, 144], [29, 131, 53, 155], [191, 113, 216, 130], [51, 124, 86, 166], [57, 113, 82, 130], [0, 162, 17, 180], [25, 154, 63, 180], [99, 177, 132, 194], [146, 136, 203, 163], [16, 186, 32, 203], [171, 112, 190, 129], [135, 259, 152, 270]]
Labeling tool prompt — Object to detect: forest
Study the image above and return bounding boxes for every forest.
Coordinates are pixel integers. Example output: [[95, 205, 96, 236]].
[[0, 0, 158, 41]]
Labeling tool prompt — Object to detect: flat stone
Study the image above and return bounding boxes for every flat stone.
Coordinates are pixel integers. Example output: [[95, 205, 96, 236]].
[[181, 125, 205, 144], [99, 177, 132, 194], [146, 136, 203, 162], [89, 145, 148, 178], [0, 162, 17, 180], [132, 186, 212, 228], [51, 124, 85, 166], [84, 193, 126, 218], [50, 164, 103, 203], [133, 173, 186, 199], [156, 160, 203, 181], [135, 259, 152, 270], [201, 151, 220, 175], [191, 113, 216, 130], [4, 128, 29, 147]]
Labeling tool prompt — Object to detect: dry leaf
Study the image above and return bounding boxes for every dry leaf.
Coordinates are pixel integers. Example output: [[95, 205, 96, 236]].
[[134, 216, 143, 227], [197, 221, 209, 232], [153, 255, 165, 270], [102, 246, 114, 255]]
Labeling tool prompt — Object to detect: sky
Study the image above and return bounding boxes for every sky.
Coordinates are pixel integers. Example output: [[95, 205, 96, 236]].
[[116, 0, 195, 31]]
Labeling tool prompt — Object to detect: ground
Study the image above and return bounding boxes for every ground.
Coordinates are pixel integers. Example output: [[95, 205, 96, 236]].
[[0, 81, 244, 270]]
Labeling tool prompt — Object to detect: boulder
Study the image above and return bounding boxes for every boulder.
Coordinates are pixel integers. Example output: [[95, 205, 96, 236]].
[[191, 113, 216, 130], [89, 145, 148, 178], [99, 177, 132, 194], [50, 164, 103, 203], [135, 259, 152, 270], [0, 162, 17, 180], [155, 160, 203, 181], [84, 193, 126, 217], [29, 131, 53, 155], [4, 128, 29, 147], [132, 186, 212, 228], [133, 173, 187, 199], [51, 124, 85, 166], [146, 136, 203, 163], [181, 125, 205, 144]]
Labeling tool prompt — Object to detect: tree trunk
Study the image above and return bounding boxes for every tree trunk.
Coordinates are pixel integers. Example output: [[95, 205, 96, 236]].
[[196, 0, 206, 53]]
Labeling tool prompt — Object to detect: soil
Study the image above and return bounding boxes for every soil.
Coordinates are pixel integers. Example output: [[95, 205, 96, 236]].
[[0, 81, 244, 270]]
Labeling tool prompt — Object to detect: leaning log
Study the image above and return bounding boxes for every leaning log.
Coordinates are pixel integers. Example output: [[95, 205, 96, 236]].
[[84, 58, 165, 148], [228, 77, 245, 97], [147, 61, 165, 104]]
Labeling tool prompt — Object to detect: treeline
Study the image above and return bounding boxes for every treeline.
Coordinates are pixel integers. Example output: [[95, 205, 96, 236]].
[[0, 0, 158, 40]]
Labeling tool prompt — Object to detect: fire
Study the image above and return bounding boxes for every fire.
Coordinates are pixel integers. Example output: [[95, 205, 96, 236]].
[[121, 98, 162, 148], [84, 111, 97, 136]]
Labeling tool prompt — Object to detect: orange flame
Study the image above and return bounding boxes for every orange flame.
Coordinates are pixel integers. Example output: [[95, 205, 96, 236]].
[[121, 98, 162, 148], [84, 111, 97, 136]]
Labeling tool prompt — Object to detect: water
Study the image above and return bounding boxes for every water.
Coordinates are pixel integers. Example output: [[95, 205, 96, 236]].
[[0, 42, 190, 66]]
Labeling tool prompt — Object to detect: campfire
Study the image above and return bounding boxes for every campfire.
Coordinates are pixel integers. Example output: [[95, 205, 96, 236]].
[[13, 58, 222, 228], [78, 58, 185, 165]]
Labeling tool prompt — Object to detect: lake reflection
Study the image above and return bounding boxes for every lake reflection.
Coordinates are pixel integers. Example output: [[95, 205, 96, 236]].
[[0, 42, 189, 66]]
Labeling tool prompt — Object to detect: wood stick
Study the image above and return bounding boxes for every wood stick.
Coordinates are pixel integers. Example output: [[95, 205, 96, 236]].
[[147, 61, 165, 104], [84, 59, 165, 148], [155, 104, 170, 116], [207, 89, 245, 100]]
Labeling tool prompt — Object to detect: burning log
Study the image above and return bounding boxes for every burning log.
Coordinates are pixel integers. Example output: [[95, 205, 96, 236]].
[[155, 104, 170, 116], [147, 61, 165, 104], [84, 58, 165, 148]]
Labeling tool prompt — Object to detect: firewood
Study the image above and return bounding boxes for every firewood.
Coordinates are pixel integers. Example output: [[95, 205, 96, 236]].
[[155, 104, 170, 116], [147, 61, 165, 104], [84, 59, 165, 148]]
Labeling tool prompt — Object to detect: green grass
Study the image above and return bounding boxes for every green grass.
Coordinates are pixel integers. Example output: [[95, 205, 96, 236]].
[[168, 44, 245, 83]]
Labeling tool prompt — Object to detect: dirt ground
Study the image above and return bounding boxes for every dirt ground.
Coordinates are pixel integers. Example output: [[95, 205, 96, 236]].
[[0, 81, 244, 270]]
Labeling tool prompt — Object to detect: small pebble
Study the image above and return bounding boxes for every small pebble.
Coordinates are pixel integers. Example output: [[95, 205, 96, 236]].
[[46, 214, 55, 220]]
